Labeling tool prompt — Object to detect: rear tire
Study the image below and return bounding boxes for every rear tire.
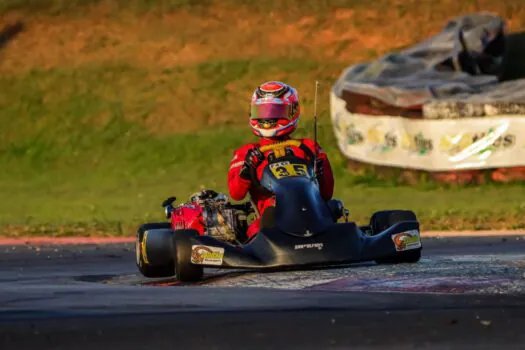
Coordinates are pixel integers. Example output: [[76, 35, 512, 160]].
[[370, 210, 422, 264], [136, 223, 175, 278], [173, 229, 204, 282]]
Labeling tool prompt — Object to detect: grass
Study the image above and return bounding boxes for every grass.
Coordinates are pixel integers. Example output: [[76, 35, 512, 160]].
[[1, 1, 525, 236], [1, 115, 525, 236]]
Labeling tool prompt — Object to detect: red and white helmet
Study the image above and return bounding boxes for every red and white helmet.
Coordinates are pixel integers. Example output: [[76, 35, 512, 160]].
[[249, 81, 300, 138]]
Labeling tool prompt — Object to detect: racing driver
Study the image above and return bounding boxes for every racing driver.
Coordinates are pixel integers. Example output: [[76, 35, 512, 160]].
[[228, 81, 335, 239]]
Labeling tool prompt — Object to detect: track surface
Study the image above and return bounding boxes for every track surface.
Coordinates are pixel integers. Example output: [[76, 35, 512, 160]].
[[1, 236, 525, 349]]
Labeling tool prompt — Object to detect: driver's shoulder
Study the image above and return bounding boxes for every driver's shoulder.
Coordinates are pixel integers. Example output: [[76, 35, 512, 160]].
[[298, 138, 320, 150]]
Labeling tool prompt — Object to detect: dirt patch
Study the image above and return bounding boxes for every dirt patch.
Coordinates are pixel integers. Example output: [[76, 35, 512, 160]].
[[2, 1, 524, 74]]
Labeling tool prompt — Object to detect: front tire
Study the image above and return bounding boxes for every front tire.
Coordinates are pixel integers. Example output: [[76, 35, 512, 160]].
[[370, 210, 422, 264], [173, 229, 204, 282], [136, 223, 175, 278]]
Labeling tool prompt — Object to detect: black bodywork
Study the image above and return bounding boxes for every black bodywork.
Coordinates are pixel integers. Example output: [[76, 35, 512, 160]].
[[177, 220, 417, 269]]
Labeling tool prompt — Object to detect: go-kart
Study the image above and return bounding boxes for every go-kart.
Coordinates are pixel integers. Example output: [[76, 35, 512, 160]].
[[135, 140, 422, 282]]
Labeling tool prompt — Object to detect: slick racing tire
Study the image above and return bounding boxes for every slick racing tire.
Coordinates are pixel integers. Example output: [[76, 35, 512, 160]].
[[173, 229, 204, 282], [136, 223, 175, 278], [370, 210, 422, 264]]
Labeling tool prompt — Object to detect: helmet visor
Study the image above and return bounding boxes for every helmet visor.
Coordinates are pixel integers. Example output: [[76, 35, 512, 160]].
[[250, 103, 291, 120]]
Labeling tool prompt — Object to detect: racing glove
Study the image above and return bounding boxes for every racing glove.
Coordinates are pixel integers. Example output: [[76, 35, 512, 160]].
[[239, 148, 264, 180]]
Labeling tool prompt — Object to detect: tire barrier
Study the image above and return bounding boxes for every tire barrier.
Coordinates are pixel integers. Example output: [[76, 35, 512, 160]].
[[330, 13, 525, 184]]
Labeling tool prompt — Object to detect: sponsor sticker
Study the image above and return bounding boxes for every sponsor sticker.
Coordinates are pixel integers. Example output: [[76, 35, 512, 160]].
[[391, 230, 422, 252], [191, 245, 225, 266], [294, 243, 324, 251], [400, 132, 433, 155]]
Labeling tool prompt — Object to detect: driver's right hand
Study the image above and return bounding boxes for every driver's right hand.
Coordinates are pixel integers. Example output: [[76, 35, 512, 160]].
[[239, 147, 264, 180]]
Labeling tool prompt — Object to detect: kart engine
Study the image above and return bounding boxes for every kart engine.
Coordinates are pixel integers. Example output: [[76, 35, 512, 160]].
[[192, 190, 249, 243]]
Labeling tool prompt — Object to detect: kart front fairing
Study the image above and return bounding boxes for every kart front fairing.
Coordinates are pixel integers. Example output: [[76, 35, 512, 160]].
[[259, 156, 334, 237]]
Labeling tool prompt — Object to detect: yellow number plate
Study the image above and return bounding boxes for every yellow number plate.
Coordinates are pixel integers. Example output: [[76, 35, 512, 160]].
[[269, 161, 308, 179]]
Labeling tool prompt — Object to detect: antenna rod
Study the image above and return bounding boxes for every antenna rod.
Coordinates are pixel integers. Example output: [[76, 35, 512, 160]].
[[313, 80, 319, 176]]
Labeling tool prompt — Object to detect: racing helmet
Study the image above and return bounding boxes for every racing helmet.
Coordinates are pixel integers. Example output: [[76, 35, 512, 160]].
[[249, 81, 300, 138]]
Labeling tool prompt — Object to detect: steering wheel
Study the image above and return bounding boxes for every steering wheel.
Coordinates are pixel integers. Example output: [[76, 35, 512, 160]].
[[249, 140, 303, 194], [259, 139, 302, 154]]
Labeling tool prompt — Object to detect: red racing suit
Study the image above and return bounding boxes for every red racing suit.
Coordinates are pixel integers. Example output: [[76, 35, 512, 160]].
[[228, 137, 335, 239]]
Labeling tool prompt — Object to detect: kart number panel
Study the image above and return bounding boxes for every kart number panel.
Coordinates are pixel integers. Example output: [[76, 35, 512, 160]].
[[269, 161, 308, 179]]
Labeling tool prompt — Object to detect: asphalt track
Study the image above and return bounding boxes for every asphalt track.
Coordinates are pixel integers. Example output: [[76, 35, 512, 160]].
[[1, 235, 525, 349]]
